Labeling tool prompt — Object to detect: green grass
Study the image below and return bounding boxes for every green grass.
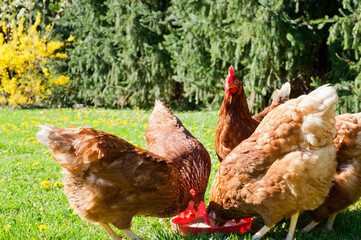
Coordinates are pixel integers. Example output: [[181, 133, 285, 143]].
[[0, 108, 360, 239]]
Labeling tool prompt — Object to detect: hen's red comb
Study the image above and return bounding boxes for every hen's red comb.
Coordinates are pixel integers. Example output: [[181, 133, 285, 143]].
[[227, 65, 234, 84]]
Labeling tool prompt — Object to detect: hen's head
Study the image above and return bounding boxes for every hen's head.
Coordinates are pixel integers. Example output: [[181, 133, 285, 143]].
[[225, 65, 243, 98], [204, 201, 231, 227], [172, 189, 207, 225]]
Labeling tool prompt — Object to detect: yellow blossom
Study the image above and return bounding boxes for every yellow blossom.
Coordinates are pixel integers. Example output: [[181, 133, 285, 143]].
[[16, 162, 22, 165], [38, 225, 47, 230], [32, 162, 39, 167], [41, 181, 51, 189], [67, 35, 75, 42], [0, 12, 71, 106], [4, 225, 10, 231], [54, 181, 63, 187]]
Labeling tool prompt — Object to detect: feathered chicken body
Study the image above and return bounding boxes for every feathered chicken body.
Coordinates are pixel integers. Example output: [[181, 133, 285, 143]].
[[304, 113, 361, 231], [208, 85, 338, 240], [215, 66, 290, 162], [36, 101, 211, 240]]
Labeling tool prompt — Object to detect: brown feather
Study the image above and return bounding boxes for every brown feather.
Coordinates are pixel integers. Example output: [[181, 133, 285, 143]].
[[215, 74, 290, 162], [36, 101, 211, 232], [307, 113, 361, 222], [208, 85, 337, 229]]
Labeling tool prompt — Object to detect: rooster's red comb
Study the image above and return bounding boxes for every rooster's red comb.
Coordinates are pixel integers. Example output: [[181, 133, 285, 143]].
[[227, 65, 234, 84]]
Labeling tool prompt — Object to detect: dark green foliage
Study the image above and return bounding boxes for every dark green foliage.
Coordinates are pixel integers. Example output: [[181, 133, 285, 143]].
[[4, 0, 360, 112], [49, 0, 175, 108]]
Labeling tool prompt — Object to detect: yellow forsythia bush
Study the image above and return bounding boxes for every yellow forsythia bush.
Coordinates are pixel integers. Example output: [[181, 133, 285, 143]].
[[0, 12, 73, 106]]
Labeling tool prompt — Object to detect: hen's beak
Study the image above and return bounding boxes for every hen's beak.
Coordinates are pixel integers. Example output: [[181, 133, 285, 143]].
[[225, 86, 237, 98]]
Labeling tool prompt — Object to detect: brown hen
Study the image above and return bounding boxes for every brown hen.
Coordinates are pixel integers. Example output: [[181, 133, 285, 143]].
[[36, 101, 211, 240], [207, 85, 338, 240], [215, 66, 290, 162], [303, 113, 361, 232]]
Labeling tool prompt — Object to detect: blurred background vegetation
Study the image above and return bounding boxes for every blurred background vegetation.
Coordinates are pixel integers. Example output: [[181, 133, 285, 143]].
[[0, 0, 360, 113]]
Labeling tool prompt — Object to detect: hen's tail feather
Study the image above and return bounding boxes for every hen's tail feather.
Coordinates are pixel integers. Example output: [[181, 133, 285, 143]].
[[298, 85, 338, 147], [36, 125, 100, 172], [272, 82, 291, 105]]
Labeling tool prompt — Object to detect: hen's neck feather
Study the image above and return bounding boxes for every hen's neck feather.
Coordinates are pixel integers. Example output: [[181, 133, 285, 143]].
[[221, 90, 255, 122]]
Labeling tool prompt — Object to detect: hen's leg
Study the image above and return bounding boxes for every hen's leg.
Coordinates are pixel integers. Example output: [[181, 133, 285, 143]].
[[286, 211, 299, 240], [302, 220, 320, 232], [325, 212, 337, 231], [100, 223, 122, 240], [122, 229, 141, 240], [252, 225, 274, 240], [100, 223, 141, 240]]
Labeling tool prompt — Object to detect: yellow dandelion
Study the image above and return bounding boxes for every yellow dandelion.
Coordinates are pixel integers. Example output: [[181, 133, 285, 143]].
[[54, 181, 63, 187], [18, 142, 23, 146], [0, 179, 4, 183], [32, 162, 40, 167], [206, 143, 211, 146], [67, 35, 75, 42], [72, 210, 77, 215], [136, 107, 139, 111], [38, 225, 47, 230], [4, 225, 10, 231], [41, 181, 51, 189], [16, 162, 22, 166]]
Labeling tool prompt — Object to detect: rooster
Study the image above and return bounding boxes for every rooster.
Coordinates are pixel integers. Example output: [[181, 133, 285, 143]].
[[215, 65, 290, 162], [303, 113, 361, 232], [207, 85, 337, 240], [36, 101, 211, 240]]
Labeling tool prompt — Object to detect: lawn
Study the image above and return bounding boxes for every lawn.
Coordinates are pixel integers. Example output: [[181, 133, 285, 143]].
[[0, 107, 360, 239]]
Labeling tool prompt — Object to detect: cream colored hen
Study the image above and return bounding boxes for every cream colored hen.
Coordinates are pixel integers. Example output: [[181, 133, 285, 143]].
[[207, 85, 338, 240]]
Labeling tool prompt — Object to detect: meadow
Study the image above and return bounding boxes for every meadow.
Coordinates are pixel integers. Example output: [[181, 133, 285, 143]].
[[0, 107, 360, 239]]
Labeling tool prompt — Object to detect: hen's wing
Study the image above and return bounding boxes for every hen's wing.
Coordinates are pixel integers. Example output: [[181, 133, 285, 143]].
[[253, 82, 291, 122], [37, 125, 179, 196], [334, 113, 361, 164]]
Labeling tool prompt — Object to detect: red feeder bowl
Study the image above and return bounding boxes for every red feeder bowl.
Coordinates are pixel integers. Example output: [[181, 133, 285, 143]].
[[170, 217, 253, 236]]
